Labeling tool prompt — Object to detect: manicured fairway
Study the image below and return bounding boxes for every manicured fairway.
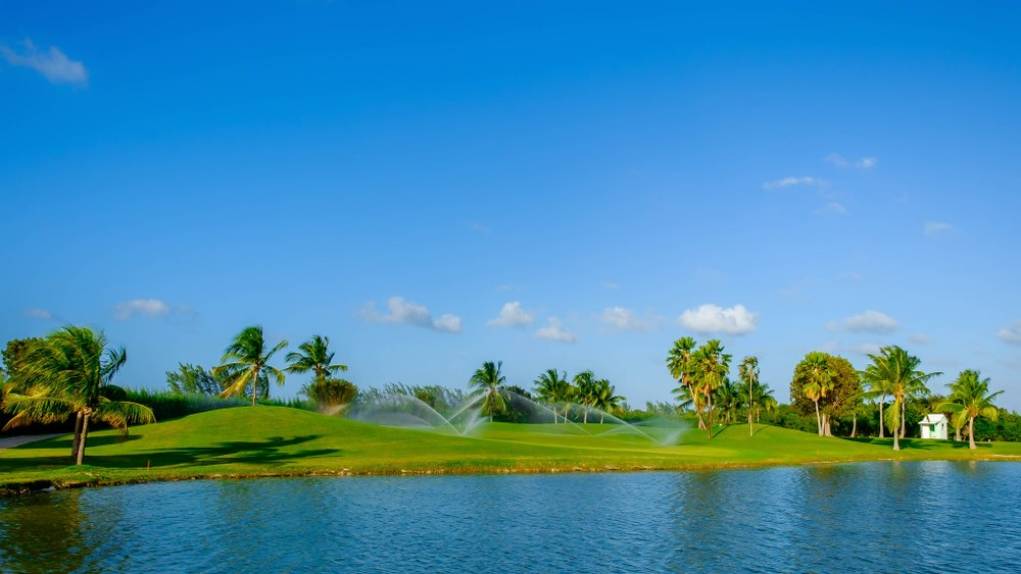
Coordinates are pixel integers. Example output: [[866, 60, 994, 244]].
[[2, 406, 1019, 493]]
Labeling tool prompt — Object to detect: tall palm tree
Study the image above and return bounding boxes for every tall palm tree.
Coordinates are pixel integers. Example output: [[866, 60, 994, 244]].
[[285, 335, 348, 385], [533, 369, 571, 423], [214, 326, 288, 406], [800, 352, 835, 436], [738, 356, 762, 436], [713, 377, 741, 425], [672, 383, 695, 414], [470, 361, 506, 421], [667, 337, 702, 429], [573, 370, 598, 424], [861, 369, 892, 438], [692, 340, 730, 439], [861, 346, 940, 451], [591, 379, 624, 423], [4, 326, 154, 465], [939, 370, 1002, 449]]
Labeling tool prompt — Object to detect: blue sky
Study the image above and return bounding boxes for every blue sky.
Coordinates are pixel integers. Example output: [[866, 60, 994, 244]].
[[3, 1, 1021, 408]]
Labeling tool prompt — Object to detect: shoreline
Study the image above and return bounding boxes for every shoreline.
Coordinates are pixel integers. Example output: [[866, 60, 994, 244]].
[[4, 451, 1020, 497]]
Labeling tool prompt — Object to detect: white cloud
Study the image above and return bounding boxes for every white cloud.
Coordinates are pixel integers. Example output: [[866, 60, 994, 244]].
[[23, 308, 53, 320], [487, 301, 534, 327], [816, 201, 848, 215], [536, 317, 576, 343], [824, 153, 877, 170], [678, 304, 757, 335], [601, 306, 654, 332], [432, 313, 463, 333], [998, 322, 1021, 345], [924, 221, 953, 237], [362, 296, 462, 333], [828, 310, 898, 333], [114, 298, 171, 320], [762, 176, 822, 190], [602, 280, 620, 290], [1, 40, 87, 86], [850, 342, 883, 355], [908, 333, 931, 345]]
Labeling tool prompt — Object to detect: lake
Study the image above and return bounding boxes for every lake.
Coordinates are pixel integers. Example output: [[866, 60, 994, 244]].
[[1, 461, 1018, 573]]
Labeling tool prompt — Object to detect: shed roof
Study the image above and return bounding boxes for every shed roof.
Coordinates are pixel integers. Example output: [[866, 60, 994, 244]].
[[919, 413, 948, 424]]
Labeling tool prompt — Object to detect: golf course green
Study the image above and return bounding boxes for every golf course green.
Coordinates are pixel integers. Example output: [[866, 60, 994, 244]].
[[2, 406, 1020, 494]]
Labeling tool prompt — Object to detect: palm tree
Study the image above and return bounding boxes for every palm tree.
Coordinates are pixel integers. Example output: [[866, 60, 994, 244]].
[[861, 346, 940, 451], [713, 377, 741, 425], [672, 383, 695, 414], [939, 370, 1002, 449], [470, 361, 506, 421], [692, 340, 730, 439], [591, 379, 624, 423], [285, 335, 348, 386], [738, 356, 759, 435], [4, 326, 154, 465], [861, 369, 892, 438], [573, 370, 598, 423], [214, 326, 288, 406], [800, 352, 835, 436], [533, 369, 571, 423], [667, 337, 702, 429]]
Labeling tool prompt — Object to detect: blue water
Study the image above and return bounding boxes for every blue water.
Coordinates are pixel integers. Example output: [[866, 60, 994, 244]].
[[1, 462, 1019, 573]]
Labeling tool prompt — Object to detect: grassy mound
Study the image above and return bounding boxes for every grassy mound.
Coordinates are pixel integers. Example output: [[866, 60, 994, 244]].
[[2, 406, 1019, 493]]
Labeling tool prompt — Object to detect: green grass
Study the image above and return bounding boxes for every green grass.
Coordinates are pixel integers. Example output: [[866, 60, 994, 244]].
[[2, 406, 1019, 493]]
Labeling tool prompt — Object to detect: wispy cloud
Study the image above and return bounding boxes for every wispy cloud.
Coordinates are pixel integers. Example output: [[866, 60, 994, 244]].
[[678, 304, 757, 335], [924, 221, 954, 237], [816, 201, 848, 216], [824, 153, 877, 170], [23, 308, 54, 320], [601, 306, 656, 332], [114, 298, 171, 320], [361, 296, 462, 333], [487, 301, 534, 327], [762, 176, 823, 190], [908, 333, 931, 345], [536, 317, 576, 343], [998, 321, 1021, 345], [828, 310, 898, 333], [1, 40, 87, 86]]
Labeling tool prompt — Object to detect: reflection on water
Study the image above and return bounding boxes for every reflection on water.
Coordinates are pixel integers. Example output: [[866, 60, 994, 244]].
[[1, 462, 1019, 573]]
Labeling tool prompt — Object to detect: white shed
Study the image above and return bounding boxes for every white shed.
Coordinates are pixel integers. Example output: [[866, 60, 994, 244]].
[[919, 413, 949, 440]]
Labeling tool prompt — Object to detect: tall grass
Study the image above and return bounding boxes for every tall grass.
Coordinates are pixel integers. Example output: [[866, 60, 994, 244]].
[[123, 389, 318, 422]]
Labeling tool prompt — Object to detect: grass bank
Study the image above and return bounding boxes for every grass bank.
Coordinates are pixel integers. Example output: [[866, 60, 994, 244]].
[[2, 406, 1019, 494]]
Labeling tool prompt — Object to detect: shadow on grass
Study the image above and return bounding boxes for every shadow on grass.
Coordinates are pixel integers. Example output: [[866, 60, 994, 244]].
[[0, 434, 341, 472], [847, 437, 981, 450]]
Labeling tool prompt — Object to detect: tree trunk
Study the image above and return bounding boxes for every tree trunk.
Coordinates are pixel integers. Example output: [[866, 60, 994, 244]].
[[891, 401, 900, 450], [252, 366, 260, 406], [75, 413, 90, 465], [900, 400, 907, 439], [748, 411, 754, 436], [878, 400, 885, 438], [954, 426, 961, 442], [823, 414, 831, 437], [814, 399, 822, 436], [748, 384, 754, 436], [70, 411, 83, 460], [969, 417, 976, 450], [599, 413, 604, 424], [706, 393, 714, 439], [583, 407, 588, 424], [850, 413, 857, 438]]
